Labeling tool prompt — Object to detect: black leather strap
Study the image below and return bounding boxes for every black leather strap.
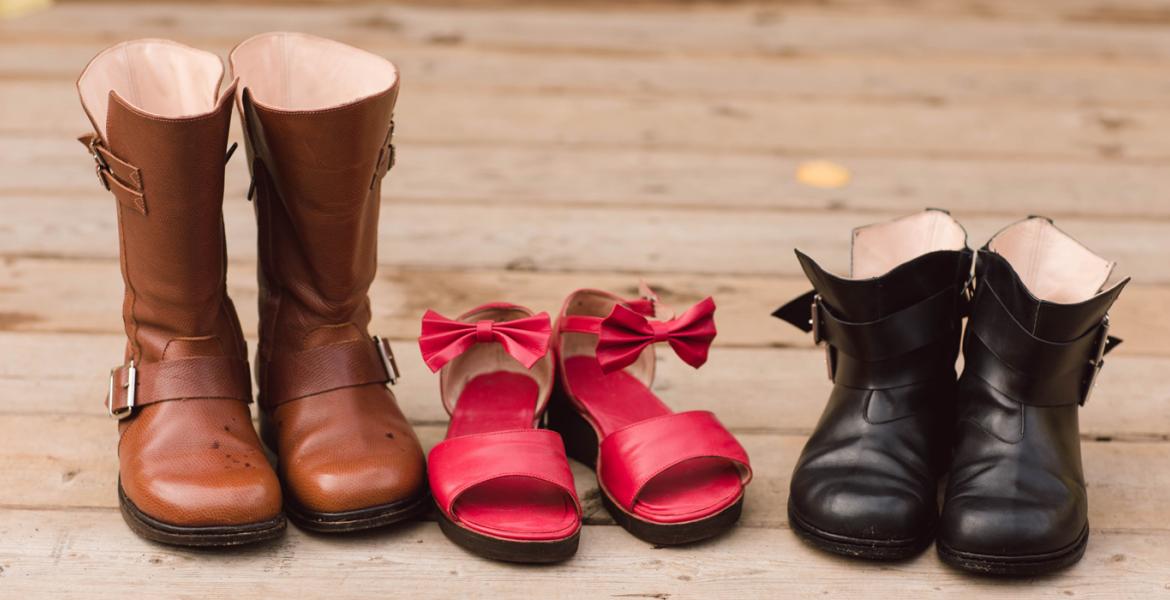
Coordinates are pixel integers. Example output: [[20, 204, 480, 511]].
[[964, 282, 1115, 406], [813, 285, 965, 362], [773, 283, 967, 388]]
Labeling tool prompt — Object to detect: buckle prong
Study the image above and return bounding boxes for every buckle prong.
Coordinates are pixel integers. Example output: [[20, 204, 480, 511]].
[[108, 360, 136, 420]]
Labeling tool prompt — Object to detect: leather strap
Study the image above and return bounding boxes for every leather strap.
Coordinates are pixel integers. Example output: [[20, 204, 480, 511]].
[[774, 284, 967, 386], [263, 336, 398, 410], [965, 282, 1115, 407], [813, 285, 965, 362], [369, 120, 396, 189], [427, 429, 581, 518], [106, 356, 252, 418], [557, 297, 658, 336], [78, 133, 146, 214], [598, 411, 751, 512]]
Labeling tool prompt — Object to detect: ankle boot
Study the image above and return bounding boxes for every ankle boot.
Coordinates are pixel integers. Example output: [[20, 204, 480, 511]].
[[938, 217, 1126, 576], [229, 33, 427, 532], [773, 209, 972, 559], [77, 40, 284, 546]]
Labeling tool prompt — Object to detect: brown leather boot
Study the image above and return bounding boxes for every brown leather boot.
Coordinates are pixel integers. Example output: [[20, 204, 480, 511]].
[[230, 33, 427, 532], [77, 40, 284, 546]]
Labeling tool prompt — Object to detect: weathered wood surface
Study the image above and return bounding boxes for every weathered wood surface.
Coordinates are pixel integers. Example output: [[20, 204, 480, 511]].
[[3, 1, 1170, 598]]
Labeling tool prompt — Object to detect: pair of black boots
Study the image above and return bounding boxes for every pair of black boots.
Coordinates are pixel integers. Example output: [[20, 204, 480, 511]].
[[774, 209, 1126, 576]]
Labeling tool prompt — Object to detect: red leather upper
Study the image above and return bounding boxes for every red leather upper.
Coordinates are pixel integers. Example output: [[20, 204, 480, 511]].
[[598, 411, 751, 512], [428, 429, 581, 519]]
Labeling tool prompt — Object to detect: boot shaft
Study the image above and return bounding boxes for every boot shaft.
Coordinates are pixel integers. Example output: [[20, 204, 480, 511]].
[[778, 209, 973, 385], [962, 217, 1126, 413], [231, 33, 399, 356], [77, 40, 241, 363]]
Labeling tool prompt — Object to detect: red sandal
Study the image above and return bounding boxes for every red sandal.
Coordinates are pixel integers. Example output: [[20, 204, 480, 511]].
[[419, 303, 582, 563], [547, 285, 752, 545]]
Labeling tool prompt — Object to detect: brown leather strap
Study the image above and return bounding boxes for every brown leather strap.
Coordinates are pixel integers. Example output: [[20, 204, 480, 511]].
[[107, 356, 252, 419], [78, 133, 146, 214], [263, 337, 398, 410], [369, 121, 396, 189]]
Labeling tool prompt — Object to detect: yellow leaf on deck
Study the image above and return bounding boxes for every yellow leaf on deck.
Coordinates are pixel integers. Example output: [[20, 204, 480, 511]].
[[0, 0, 50, 19], [795, 160, 851, 189]]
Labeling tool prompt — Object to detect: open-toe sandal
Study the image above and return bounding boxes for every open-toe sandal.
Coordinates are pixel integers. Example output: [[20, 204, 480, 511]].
[[419, 303, 582, 563]]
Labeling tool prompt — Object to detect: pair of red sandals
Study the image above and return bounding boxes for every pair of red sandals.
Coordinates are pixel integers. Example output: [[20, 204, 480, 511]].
[[418, 285, 753, 562]]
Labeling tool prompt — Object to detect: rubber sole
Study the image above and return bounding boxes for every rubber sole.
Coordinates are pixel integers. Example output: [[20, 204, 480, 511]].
[[787, 501, 935, 561], [435, 503, 580, 563], [546, 392, 744, 546], [283, 488, 431, 534], [118, 483, 286, 548], [937, 525, 1089, 576]]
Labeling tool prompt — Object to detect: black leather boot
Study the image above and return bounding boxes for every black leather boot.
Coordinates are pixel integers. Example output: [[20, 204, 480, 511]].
[[938, 217, 1126, 576], [774, 209, 973, 560]]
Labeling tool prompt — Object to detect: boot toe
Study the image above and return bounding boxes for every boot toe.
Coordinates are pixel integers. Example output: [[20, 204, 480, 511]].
[[939, 495, 1085, 557], [790, 473, 934, 542], [284, 450, 426, 514]]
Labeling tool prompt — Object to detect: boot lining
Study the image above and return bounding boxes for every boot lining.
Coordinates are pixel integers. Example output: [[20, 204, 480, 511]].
[[987, 218, 1114, 303], [77, 39, 225, 139], [230, 32, 398, 112], [850, 210, 967, 280]]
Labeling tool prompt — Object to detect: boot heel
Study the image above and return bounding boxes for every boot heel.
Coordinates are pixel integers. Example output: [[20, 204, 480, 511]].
[[546, 381, 599, 469]]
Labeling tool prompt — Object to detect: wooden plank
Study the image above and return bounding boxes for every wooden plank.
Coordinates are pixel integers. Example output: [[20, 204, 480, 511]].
[[0, 512, 1165, 600], [7, 3, 1170, 64], [0, 257, 1165, 356], [1, 414, 1167, 536], [9, 135, 1170, 220], [5, 80, 1170, 164], [2, 328, 1167, 439], [2, 196, 1166, 284], [9, 41, 1170, 111]]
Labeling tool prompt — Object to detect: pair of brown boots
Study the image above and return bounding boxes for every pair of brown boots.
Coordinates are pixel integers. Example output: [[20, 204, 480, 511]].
[[79, 34, 422, 545]]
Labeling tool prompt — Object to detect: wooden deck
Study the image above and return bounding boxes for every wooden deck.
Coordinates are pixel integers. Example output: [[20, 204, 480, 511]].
[[2, 1, 1170, 597]]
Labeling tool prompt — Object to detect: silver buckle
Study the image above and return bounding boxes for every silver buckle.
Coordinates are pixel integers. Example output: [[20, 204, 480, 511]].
[[809, 295, 834, 380], [1082, 315, 1110, 406], [89, 137, 111, 191], [373, 336, 400, 385], [108, 360, 136, 420]]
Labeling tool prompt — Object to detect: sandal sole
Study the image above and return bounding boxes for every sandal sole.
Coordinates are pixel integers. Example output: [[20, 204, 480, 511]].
[[118, 482, 286, 548], [435, 503, 579, 563]]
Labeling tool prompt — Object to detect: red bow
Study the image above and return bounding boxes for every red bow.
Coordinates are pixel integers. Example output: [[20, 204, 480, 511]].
[[596, 297, 717, 374], [419, 310, 552, 372]]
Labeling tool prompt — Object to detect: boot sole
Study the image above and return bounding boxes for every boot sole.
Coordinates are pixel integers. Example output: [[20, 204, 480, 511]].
[[937, 525, 1088, 576], [282, 488, 431, 534], [788, 501, 935, 561], [118, 483, 286, 547], [434, 504, 579, 563], [547, 393, 744, 546]]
